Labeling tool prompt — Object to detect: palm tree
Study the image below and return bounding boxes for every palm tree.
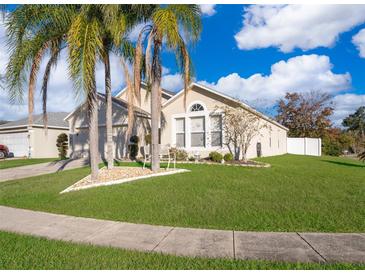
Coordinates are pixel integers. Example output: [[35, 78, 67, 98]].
[[6, 5, 75, 130], [134, 5, 201, 171]]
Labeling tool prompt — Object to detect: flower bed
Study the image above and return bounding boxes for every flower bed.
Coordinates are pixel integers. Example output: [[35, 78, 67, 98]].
[[60, 167, 190, 194]]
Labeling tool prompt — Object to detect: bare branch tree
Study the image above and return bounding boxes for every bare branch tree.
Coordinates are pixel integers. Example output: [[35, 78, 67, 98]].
[[220, 106, 267, 161]]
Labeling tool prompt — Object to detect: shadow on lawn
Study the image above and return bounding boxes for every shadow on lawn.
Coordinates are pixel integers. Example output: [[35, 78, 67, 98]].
[[321, 159, 365, 168]]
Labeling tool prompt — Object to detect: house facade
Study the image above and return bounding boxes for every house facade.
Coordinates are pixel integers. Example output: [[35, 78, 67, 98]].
[[0, 112, 69, 158], [66, 83, 288, 160]]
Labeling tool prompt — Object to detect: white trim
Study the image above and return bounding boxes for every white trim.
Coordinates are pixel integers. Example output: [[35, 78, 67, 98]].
[[115, 82, 175, 99], [0, 124, 68, 131], [162, 82, 288, 131], [115, 86, 128, 98]]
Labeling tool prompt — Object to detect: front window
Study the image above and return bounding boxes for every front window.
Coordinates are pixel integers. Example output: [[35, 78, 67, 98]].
[[190, 103, 204, 112], [210, 115, 222, 147], [175, 118, 185, 147], [191, 116, 205, 147]]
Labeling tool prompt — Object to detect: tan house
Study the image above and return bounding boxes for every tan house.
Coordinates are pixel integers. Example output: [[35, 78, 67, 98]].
[[66, 82, 288, 160], [0, 112, 69, 158]]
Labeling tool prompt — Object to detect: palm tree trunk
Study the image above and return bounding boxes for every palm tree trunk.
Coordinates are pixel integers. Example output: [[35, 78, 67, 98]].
[[104, 51, 113, 169], [150, 40, 162, 172], [89, 90, 99, 181]]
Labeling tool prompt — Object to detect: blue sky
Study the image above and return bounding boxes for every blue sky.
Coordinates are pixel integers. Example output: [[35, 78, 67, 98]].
[[1, 4, 365, 126]]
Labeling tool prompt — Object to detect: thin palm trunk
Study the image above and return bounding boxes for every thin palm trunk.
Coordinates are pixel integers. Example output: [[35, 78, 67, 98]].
[[89, 82, 99, 181], [104, 51, 113, 169], [150, 39, 162, 172]]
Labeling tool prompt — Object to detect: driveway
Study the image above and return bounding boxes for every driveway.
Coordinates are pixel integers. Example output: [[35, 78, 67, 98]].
[[0, 158, 89, 182]]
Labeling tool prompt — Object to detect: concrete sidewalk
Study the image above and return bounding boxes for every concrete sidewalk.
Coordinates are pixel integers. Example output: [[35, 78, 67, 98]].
[[0, 159, 89, 182], [0, 206, 364, 264]]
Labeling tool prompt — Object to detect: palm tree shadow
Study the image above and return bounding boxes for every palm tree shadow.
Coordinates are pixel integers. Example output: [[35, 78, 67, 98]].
[[321, 159, 365, 168]]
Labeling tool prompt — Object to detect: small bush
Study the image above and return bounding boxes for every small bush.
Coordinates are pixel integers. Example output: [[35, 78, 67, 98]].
[[223, 153, 233, 162], [188, 156, 195, 161], [129, 135, 139, 160], [170, 148, 188, 161], [56, 133, 68, 160], [144, 134, 151, 145], [209, 151, 223, 163], [129, 135, 139, 144]]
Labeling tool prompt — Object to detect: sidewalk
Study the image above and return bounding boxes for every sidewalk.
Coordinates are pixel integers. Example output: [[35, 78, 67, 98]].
[[0, 159, 89, 182], [0, 206, 364, 264]]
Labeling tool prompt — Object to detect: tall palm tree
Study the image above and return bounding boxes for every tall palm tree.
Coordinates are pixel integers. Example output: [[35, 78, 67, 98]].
[[6, 5, 75, 130], [134, 5, 201, 171]]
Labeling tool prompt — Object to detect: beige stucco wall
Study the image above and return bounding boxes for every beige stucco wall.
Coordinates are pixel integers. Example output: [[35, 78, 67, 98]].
[[117, 86, 170, 114], [30, 127, 69, 158], [161, 85, 287, 159], [68, 98, 150, 159]]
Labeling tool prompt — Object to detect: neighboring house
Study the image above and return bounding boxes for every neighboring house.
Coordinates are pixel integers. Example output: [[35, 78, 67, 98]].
[[0, 112, 69, 158], [66, 82, 288, 160]]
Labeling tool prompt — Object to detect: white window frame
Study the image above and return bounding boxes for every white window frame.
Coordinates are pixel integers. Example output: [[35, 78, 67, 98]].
[[190, 116, 205, 148], [175, 118, 185, 148], [210, 114, 223, 148], [171, 101, 225, 152]]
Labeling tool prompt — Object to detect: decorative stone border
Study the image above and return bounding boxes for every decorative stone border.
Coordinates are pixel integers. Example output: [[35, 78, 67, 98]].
[[134, 159, 271, 168], [174, 160, 271, 168], [60, 168, 190, 194]]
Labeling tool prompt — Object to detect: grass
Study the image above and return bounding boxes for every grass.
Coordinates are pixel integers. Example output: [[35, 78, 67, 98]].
[[0, 231, 363, 270], [0, 158, 57, 169], [0, 154, 364, 232]]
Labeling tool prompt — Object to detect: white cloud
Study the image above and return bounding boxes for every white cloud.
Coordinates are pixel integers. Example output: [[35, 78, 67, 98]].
[[352, 28, 365, 58], [161, 73, 183, 92], [200, 4, 217, 17], [235, 5, 365, 52], [332, 93, 365, 126], [198, 54, 351, 108], [127, 22, 146, 43]]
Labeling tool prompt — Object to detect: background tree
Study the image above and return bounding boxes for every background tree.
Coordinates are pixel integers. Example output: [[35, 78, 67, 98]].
[[276, 91, 333, 138], [220, 106, 267, 161], [56, 133, 69, 160], [342, 106, 365, 141]]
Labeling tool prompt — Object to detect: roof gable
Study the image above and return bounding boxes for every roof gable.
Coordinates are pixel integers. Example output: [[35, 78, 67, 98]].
[[163, 82, 288, 131]]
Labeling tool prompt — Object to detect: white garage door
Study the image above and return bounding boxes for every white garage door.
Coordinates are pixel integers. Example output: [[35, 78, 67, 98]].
[[0, 132, 29, 157]]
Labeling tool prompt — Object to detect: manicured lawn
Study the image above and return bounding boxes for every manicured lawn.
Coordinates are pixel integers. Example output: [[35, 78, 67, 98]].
[[0, 231, 363, 270], [0, 158, 57, 169], [0, 154, 364, 232]]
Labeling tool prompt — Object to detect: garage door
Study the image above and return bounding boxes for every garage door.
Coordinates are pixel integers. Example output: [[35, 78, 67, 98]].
[[0, 132, 29, 157]]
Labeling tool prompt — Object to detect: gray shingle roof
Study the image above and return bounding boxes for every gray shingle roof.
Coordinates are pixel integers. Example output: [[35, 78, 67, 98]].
[[97, 93, 150, 117], [0, 112, 69, 129]]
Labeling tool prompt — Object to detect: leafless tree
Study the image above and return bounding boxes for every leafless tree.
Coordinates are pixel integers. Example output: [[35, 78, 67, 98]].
[[220, 106, 267, 161]]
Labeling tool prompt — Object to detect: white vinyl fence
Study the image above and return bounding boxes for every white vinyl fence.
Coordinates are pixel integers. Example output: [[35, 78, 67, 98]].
[[287, 137, 322, 156]]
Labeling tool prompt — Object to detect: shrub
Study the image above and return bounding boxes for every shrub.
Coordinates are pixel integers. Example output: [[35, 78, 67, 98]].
[[129, 135, 139, 160], [170, 148, 188, 161], [56, 133, 68, 160], [188, 156, 195, 161], [129, 135, 139, 144], [223, 153, 233, 162], [144, 134, 151, 145], [322, 137, 342, 156], [209, 151, 223, 163]]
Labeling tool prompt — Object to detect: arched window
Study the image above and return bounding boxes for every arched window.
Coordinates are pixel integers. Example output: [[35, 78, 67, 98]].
[[190, 103, 204, 112]]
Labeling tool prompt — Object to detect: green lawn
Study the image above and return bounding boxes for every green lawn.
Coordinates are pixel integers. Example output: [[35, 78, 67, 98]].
[[0, 154, 364, 232], [0, 158, 57, 169], [0, 231, 363, 270]]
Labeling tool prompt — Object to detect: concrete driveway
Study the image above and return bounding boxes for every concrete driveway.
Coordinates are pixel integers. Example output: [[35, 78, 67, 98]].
[[0, 158, 89, 182]]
